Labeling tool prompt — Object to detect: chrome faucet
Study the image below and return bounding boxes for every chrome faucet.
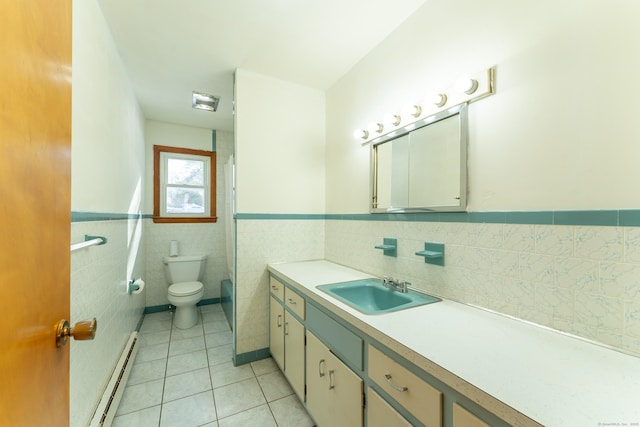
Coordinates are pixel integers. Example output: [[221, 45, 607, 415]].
[[382, 276, 412, 293]]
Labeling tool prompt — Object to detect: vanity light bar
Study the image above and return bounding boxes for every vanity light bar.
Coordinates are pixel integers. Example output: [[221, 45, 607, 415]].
[[354, 66, 495, 143]]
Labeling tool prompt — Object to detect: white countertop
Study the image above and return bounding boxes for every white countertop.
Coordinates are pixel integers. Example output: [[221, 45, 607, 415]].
[[268, 260, 640, 427]]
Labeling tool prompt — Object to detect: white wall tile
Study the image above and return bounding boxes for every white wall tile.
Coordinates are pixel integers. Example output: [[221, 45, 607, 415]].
[[325, 220, 640, 355]]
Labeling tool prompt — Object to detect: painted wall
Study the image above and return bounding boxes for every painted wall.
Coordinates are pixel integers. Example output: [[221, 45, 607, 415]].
[[234, 69, 326, 214], [326, 0, 640, 213], [233, 70, 326, 357], [143, 121, 233, 307], [71, 0, 146, 425], [322, 0, 640, 355]]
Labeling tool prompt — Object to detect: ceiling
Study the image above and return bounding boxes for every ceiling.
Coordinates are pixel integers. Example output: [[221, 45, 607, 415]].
[[97, 0, 427, 132]]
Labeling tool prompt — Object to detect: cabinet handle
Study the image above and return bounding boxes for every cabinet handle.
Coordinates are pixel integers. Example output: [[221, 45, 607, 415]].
[[384, 374, 408, 392], [329, 370, 335, 390], [284, 322, 289, 336], [318, 359, 326, 377], [287, 298, 297, 305], [277, 314, 282, 327], [271, 285, 279, 291]]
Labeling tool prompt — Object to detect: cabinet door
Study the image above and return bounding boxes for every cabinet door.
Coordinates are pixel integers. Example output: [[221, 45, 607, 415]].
[[327, 349, 364, 427], [269, 296, 285, 369], [367, 387, 412, 427], [284, 311, 305, 400], [307, 331, 331, 426], [453, 403, 490, 427], [306, 331, 363, 427]]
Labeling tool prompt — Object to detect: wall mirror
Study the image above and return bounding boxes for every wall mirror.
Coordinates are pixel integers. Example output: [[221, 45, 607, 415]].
[[370, 103, 468, 212]]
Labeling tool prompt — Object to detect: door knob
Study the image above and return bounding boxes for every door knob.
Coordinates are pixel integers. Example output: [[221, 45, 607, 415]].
[[55, 318, 97, 348]]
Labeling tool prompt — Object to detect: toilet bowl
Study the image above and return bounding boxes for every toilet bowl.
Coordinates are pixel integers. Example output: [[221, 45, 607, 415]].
[[163, 255, 207, 329]]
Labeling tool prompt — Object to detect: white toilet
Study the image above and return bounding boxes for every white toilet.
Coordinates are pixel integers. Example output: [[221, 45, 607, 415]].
[[162, 254, 207, 329]]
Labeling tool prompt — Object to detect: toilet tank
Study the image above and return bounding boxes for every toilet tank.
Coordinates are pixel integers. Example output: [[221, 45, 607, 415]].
[[163, 255, 207, 284]]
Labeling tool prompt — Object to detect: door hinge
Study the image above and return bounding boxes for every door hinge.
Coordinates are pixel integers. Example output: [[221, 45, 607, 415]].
[[362, 390, 366, 408]]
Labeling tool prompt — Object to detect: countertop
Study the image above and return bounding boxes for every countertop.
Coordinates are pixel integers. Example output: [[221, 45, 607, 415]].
[[267, 259, 640, 427]]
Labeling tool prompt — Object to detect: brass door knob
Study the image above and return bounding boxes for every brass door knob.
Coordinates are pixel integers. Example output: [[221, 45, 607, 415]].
[[56, 318, 97, 348]]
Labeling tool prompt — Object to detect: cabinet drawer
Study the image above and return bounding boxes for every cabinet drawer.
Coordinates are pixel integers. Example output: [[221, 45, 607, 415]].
[[367, 387, 412, 427], [269, 276, 285, 301], [307, 304, 363, 370], [284, 287, 305, 320], [368, 345, 442, 427], [453, 403, 490, 427]]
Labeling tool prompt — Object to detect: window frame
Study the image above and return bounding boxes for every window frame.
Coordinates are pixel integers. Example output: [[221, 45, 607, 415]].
[[153, 145, 217, 223]]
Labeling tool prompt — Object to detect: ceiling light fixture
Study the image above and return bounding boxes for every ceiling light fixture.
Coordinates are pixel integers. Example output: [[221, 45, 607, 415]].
[[192, 91, 220, 112]]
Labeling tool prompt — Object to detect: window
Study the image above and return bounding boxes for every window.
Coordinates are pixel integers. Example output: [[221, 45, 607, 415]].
[[153, 145, 217, 223]]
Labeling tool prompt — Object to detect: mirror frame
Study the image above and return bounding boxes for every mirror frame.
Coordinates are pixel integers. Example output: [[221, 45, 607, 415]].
[[370, 103, 468, 213]]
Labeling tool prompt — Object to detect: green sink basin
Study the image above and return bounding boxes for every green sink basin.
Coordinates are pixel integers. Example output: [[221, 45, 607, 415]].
[[317, 278, 440, 315]]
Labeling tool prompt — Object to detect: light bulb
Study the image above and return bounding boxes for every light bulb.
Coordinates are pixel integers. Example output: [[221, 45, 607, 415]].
[[384, 113, 402, 127], [353, 129, 369, 139], [454, 76, 478, 95], [402, 104, 422, 118], [426, 92, 447, 107], [368, 122, 384, 134]]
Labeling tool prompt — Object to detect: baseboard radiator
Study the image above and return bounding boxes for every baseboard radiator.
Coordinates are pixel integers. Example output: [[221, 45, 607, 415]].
[[89, 332, 139, 427]]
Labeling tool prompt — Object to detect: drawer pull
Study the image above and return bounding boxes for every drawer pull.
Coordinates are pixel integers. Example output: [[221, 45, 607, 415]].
[[384, 374, 408, 392], [287, 298, 297, 305], [329, 370, 335, 390], [277, 314, 282, 327], [318, 359, 326, 377], [271, 285, 279, 291], [284, 322, 289, 336]]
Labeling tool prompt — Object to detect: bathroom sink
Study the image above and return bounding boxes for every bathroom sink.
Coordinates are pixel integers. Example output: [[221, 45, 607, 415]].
[[317, 278, 440, 315]]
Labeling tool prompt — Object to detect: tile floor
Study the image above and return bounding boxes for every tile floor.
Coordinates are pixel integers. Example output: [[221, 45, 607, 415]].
[[113, 304, 315, 427]]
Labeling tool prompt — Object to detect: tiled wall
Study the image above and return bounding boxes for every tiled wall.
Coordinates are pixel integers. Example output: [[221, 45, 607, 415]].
[[325, 219, 640, 356], [235, 220, 325, 355], [70, 219, 145, 426], [144, 131, 234, 308], [144, 220, 228, 307]]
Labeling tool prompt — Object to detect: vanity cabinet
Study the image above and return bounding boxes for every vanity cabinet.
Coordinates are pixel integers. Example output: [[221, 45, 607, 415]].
[[269, 278, 305, 400], [367, 387, 412, 427], [368, 344, 442, 426], [306, 331, 364, 427], [453, 403, 490, 427], [268, 270, 514, 427]]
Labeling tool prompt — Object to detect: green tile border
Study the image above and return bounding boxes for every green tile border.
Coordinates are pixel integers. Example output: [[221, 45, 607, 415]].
[[235, 213, 326, 220], [233, 347, 271, 366], [72, 211, 146, 222], [73, 209, 640, 227], [143, 298, 219, 315], [236, 210, 640, 227], [620, 210, 640, 226], [553, 210, 619, 226]]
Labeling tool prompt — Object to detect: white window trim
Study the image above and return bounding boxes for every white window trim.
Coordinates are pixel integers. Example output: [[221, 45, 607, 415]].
[[159, 151, 211, 218]]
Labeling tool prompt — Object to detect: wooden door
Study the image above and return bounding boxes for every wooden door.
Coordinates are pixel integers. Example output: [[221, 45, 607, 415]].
[[0, 2, 72, 426]]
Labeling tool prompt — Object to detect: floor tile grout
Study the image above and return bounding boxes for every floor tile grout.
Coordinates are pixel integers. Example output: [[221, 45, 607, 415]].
[[114, 305, 313, 426]]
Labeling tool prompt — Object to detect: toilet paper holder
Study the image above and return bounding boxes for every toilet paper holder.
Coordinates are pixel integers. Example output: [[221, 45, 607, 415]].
[[127, 278, 145, 295]]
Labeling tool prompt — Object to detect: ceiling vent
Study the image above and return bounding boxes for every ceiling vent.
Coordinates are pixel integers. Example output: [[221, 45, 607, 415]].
[[192, 91, 220, 112]]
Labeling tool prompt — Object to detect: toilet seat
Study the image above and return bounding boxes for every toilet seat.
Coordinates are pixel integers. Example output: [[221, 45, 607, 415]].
[[168, 281, 203, 297]]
